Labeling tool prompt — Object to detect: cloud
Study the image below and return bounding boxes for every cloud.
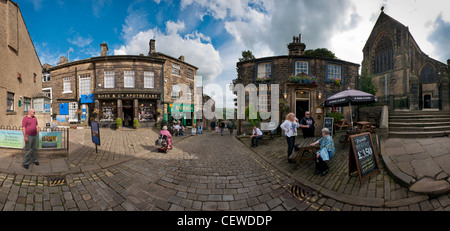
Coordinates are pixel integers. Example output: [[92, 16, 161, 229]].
[[92, 0, 112, 18], [67, 35, 93, 48], [27, 0, 43, 11], [428, 14, 450, 63], [114, 20, 223, 83]]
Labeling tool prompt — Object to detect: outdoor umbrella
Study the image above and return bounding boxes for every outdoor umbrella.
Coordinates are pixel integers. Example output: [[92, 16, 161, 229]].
[[323, 89, 378, 126]]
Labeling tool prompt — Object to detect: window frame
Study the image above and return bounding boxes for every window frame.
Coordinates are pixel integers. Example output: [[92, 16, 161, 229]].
[[79, 74, 92, 96], [144, 71, 155, 89], [326, 62, 343, 84], [172, 63, 181, 77], [63, 77, 72, 94], [294, 59, 310, 76], [104, 71, 115, 89], [124, 71, 135, 88], [7, 92, 14, 112]]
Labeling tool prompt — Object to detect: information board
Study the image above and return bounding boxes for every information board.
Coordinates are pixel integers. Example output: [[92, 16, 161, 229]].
[[323, 117, 334, 136], [91, 121, 101, 146], [39, 132, 62, 149], [348, 132, 380, 183], [0, 130, 24, 149]]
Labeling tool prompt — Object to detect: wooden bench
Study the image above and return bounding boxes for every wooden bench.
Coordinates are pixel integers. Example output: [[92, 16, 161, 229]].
[[335, 119, 351, 131], [288, 137, 320, 168], [356, 121, 376, 133]]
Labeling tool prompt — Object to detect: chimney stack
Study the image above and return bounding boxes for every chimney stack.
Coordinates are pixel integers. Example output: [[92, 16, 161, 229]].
[[149, 39, 156, 55], [288, 34, 306, 56], [100, 43, 108, 56], [179, 55, 185, 62]]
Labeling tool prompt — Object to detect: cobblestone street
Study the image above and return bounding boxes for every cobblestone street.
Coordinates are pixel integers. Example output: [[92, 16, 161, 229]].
[[1, 128, 450, 211], [0, 128, 318, 211]]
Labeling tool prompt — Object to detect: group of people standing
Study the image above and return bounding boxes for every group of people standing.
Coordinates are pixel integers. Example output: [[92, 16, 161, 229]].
[[280, 111, 335, 177]]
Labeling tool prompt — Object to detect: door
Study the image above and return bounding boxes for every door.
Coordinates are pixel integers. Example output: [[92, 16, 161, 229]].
[[424, 95, 431, 109], [296, 100, 309, 119]]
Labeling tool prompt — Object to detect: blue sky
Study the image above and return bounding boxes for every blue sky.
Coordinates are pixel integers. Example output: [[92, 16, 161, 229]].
[[20, 0, 450, 107]]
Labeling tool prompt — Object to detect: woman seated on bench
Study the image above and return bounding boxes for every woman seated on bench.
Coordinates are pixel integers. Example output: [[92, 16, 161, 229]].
[[310, 128, 335, 176]]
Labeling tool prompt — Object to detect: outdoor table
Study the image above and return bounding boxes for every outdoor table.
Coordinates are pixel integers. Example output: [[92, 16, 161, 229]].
[[289, 137, 320, 168], [356, 121, 376, 133], [335, 119, 351, 131]]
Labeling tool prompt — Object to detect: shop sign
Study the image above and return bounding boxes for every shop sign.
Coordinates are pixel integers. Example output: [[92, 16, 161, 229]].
[[96, 93, 160, 100], [168, 104, 194, 112]]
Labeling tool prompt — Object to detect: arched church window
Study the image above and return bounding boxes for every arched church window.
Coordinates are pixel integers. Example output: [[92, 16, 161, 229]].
[[419, 64, 437, 84], [373, 35, 394, 74]]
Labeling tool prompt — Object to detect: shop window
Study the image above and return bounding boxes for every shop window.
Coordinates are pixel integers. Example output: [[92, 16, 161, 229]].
[[7, 92, 14, 112], [139, 103, 156, 122], [100, 101, 116, 122]]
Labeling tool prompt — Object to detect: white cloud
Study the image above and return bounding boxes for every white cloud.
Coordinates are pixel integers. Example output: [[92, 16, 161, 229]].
[[67, 35, 93, 48], [114, 20, 223, 83]]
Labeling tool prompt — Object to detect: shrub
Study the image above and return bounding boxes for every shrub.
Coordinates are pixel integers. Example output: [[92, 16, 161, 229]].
[[116, 118, 122, 128], [133, 119, 140, 129]]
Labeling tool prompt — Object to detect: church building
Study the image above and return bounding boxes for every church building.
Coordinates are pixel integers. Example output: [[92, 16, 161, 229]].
[[362, 9, 450, 111]]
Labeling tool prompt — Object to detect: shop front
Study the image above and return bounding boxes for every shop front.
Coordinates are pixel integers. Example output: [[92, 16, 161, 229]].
[[167, 103, 195, 127], [95, 92, 161, 128]]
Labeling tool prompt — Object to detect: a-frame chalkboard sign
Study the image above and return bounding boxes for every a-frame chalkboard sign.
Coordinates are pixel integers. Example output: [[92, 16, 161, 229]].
[[348, 132, 380, 183]]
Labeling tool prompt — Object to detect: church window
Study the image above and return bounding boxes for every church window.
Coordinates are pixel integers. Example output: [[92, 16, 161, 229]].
[[373, 35, 394, 74]]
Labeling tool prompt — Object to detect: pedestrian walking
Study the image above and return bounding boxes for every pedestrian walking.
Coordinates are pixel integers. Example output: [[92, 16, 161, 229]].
[[227, 120, 234, 134], [310, 128, 335, 176], [219, 121, 225, 136], [22, 108, 39, 169], [210, 120, 216, 133], [250, 126, 263, 148], [280, 112, 300, 163], [299, 111, 316, 138]]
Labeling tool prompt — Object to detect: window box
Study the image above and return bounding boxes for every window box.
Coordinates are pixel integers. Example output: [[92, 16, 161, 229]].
[[288, 73, 318, 87]]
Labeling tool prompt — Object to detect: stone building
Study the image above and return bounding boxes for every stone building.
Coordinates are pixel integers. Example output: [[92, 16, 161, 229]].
[[235, 34, 360, 135], [362, 10, 450, 111], [0, 0, 48, 127], [43, 40, 198, 128]]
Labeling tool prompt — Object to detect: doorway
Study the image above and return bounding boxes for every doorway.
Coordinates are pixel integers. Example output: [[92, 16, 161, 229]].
[[296, 100, 309, 119], [424, 94, 431, 109], [122, 100, 134, 127]]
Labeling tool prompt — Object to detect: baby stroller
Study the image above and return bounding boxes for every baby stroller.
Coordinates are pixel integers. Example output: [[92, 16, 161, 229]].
[[155, 134, 170, 153]]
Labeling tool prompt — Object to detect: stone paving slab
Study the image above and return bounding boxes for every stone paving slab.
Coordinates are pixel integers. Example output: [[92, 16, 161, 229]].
[[383, 137, 450, 196]]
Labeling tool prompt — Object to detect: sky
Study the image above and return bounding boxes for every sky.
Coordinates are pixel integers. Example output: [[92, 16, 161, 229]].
[[19, 0, 450, 108]]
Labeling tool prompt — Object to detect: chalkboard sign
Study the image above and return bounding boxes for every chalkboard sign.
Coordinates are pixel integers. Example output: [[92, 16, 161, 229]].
[[348, 132, 379, 183], [323, 117, 334, 136]]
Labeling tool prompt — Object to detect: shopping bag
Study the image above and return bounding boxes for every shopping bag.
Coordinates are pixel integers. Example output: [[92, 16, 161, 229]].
[[319, 148, 329, 161]]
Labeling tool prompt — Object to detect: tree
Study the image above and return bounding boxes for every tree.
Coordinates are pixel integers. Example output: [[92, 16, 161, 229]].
[[304, 48, 337, 59], [239, 50, 255, 62], [359, 59, 378, 95]]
